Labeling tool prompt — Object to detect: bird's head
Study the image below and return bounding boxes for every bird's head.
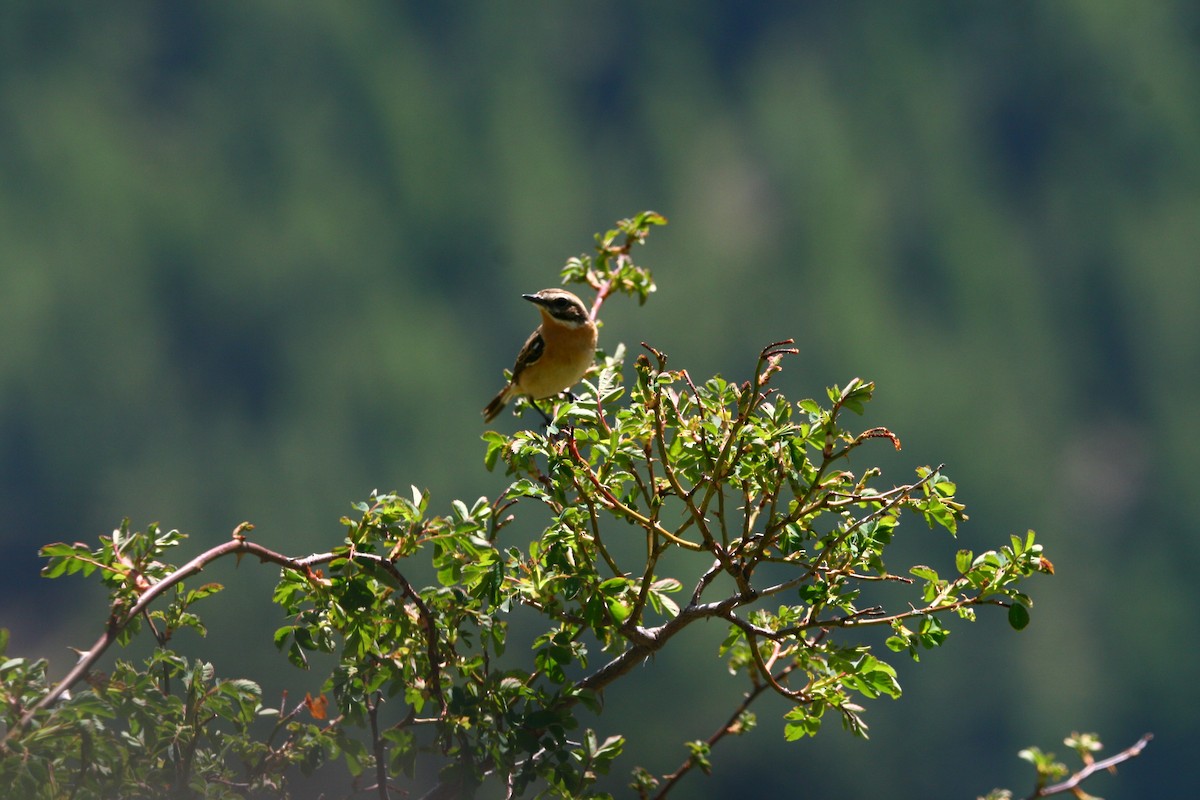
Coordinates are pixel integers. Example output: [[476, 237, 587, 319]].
[[523, 288, 591, 327]]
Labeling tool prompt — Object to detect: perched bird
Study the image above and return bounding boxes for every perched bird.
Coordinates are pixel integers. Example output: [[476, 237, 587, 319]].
[[483, 288, 598, 424]]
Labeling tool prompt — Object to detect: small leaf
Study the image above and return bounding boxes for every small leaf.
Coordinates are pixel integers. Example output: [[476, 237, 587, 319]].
[[451, 499, 470, 521], [910, 565, 939, 582], [607, 598, 632, 623], [1007, 602, 1031, 631]]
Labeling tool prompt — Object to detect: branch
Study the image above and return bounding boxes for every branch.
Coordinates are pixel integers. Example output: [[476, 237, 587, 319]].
[[652, 662, 800, 798], [367, 693, 391, 800], [5, 529, 332, 747], [367, 557, 448, 717], [801, 595, 1007, 632], [588, 273, 615, 321], [1023, 733, 1153, 799], [799, 466, 942, 580], [566, 434, 703, 551], [577, 592, 754, 695]]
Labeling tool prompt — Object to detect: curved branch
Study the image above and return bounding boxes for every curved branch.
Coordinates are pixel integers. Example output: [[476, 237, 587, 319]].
[[3, 529, 367, 750], [4, 532, 332, 746]]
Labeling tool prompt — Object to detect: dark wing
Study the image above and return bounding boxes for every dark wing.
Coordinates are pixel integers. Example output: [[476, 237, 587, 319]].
[[510, 328, 545, 383]]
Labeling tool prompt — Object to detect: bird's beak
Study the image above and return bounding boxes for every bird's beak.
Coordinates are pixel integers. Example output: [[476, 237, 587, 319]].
[[522, 293, 544, 306]]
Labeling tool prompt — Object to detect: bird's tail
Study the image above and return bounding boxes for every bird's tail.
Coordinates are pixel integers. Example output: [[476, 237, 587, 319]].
[[482, 384, 515, 423]]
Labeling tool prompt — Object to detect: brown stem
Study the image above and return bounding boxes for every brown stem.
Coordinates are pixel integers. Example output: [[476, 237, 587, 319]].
[[565, 435, 702, 550], [368, 693, 391, 800], [652, 662, 800, 798], [1024, 733, 1153, 799]]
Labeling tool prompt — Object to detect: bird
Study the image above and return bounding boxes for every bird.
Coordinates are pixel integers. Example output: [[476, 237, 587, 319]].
[[483, 288, 598, 424]]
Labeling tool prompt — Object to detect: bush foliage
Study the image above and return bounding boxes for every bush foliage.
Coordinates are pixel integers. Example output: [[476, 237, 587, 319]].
[[0, 215, 1142, 799]]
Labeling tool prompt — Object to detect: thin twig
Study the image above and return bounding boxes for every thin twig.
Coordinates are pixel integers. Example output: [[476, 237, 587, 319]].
[[652, 662, 801, 798], [1024, 733, 1153, 799], [565, 435, 702, 550], [367, 693, 391, 800], [367, 558, 447, 717]]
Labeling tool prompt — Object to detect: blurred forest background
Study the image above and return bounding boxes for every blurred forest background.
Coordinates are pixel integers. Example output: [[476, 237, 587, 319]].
[[1, 3, 1195, 798]]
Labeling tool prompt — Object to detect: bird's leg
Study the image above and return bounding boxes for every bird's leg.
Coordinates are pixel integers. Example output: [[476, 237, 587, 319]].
[[529, 398, 554, 427]]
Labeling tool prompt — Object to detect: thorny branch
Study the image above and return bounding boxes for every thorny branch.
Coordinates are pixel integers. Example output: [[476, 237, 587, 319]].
[[3, 528, 331, 746], [1, 528, 430, 751]]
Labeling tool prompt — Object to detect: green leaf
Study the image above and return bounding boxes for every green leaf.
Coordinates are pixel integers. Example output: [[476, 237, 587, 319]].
[[783, 705, 823, 740], [933, 477, 957, 497], [685, 739, 713, 775], [797, 398, 822, 415], [910, 565, 939, 582], [184, 582, 223, 604], [607, 598, 632, 623], [482, 430, 508, 471], [451, 498, 470, 521], [1007, 602, 1031, 631]]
